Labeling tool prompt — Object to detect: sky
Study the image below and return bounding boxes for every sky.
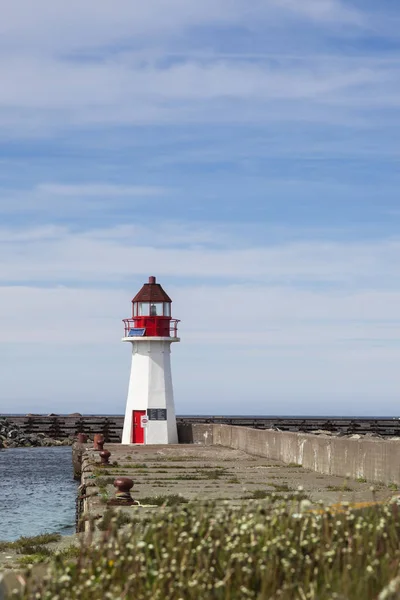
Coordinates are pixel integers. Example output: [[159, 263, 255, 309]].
[[1, 0, 400, 416]]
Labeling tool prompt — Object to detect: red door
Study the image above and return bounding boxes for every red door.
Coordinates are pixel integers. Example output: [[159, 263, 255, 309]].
[[131, 410, 146, 444]]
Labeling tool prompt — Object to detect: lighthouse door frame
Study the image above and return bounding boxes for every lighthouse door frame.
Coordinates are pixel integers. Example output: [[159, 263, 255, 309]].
[[131, 410, 146, 444]]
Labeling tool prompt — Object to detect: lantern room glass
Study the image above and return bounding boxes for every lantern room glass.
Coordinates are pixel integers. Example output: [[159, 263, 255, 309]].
[[138, 302, 149, 316], [134, 302, 171, 317], [150, 303, 163, 316]]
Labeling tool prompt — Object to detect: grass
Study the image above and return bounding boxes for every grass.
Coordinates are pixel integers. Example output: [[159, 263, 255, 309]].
[[15, 545, 52, 556], [357, 477, 368, 483], [138, 494, 189, 506], [116, 463, 148, 469], [244, 489, 271, 500], [326, 484, 353, 492], [97, 509, 133, 531], [0, 533, 76, 567], [270, 483, 293, 492], [16, 544, 80, 566], [95, 476, 115, 487], [18, 554, 49, 566], [0, 533, 62, 552], [15, 500, 400, 600], [242, 489, 310, 502], [388, 482, 398, 491]]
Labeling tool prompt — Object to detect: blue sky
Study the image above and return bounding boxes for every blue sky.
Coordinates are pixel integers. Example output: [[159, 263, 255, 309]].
[[1, 0, 400, 416]]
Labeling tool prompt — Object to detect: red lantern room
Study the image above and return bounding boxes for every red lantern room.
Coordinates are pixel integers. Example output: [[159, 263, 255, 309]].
[[123, 276, 179, 338]]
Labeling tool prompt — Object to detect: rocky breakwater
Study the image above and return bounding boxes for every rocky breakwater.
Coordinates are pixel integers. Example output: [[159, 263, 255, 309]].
[[0, 418, 74, 449]]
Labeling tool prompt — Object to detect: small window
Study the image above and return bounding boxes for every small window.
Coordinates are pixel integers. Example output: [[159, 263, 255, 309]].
[[133, 303, 138, 316], [138, 302, 150, 316], [164, 303, 171, 317], [150, 303, 163, 316]]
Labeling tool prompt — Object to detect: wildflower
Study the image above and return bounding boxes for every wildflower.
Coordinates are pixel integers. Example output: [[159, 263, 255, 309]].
[[300, 499, 312, 512]]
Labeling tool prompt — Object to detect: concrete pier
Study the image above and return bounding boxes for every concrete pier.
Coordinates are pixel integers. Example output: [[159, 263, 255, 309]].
[[73, 440, 397, 530], [190, 424, 400, 485]]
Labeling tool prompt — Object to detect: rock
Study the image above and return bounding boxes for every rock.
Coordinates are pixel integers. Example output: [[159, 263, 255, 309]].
[[0, 420, 71, 450], [68, 412, 82, 416]]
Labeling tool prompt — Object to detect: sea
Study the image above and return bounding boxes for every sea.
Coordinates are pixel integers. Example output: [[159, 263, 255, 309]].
[[0, 447, 78, 542]]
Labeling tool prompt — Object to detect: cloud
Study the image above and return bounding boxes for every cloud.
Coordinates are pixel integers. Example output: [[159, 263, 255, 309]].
[[0, 0, 364, 55], [0, 0, 379, 136], [275, 0, 364, 24], [1, 222, 400, 287], [0, 55, 386, 112], [1, 279, 400, 414], [0, 184, 170, 217], [1, 219, 400, 414]]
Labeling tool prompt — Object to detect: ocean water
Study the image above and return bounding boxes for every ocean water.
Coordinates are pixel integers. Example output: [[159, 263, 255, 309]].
[[0, 447, 78, 541]]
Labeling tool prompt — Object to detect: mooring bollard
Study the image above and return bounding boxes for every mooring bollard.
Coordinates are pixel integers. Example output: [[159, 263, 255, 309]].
[[93, 434, 104, 451], [100, 449, 111, 465], [77, 433, 88, 444], [114, 477, 134, 501]]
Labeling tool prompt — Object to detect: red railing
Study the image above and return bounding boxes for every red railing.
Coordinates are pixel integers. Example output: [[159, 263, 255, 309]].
[[122, 318, 180, 338]]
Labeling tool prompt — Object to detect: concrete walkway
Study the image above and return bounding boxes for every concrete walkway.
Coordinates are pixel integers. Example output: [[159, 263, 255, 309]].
[[82, 443, 395, 523]]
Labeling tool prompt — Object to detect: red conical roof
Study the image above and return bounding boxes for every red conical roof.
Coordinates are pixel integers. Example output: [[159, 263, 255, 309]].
[[132, 276, 172, 303]]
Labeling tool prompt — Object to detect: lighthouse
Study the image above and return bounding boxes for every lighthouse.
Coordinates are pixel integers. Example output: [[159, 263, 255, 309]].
[[121, 276, 180, 445]]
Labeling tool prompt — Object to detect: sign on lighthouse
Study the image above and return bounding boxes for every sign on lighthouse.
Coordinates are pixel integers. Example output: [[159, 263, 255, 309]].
[[121, 276, 180, 445]]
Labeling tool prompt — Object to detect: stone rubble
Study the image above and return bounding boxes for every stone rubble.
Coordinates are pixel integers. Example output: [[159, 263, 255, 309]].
[[0, 418, 74, 449]]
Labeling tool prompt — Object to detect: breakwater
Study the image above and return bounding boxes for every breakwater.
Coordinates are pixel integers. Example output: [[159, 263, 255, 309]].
[[191, 424, 400, 485], [3, 415, 400, 442]]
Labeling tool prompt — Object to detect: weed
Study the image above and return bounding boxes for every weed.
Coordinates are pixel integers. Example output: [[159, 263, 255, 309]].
[[16, 545, 52, 556], [56, 545, 81, 560], [18, 554, 49, 566], [204, 469, 226, 480], [96, 477, 115, 488], [9, 501, 400, 600], [270, 483, 293, 492], [97, 509, 133, 531], [326, 485, 353, 492], [0, 541, 12, 551], [357, 477, 367, 483], [138, 494, 189, 506], [388, 482, 398, 491], [246, 489, 271, 500], [242, 489, 310, 502], [11, 533, 61, 548]]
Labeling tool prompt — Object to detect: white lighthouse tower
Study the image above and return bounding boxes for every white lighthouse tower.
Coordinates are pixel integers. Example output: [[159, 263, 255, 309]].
[[121, 276, 180, 445]]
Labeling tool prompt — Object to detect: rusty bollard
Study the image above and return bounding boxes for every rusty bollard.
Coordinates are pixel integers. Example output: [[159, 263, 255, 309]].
[[114, 477, 134, 501], [77, 433, 88, 444], [100, 449, 111, 465], [93, 434, 104, 451]]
